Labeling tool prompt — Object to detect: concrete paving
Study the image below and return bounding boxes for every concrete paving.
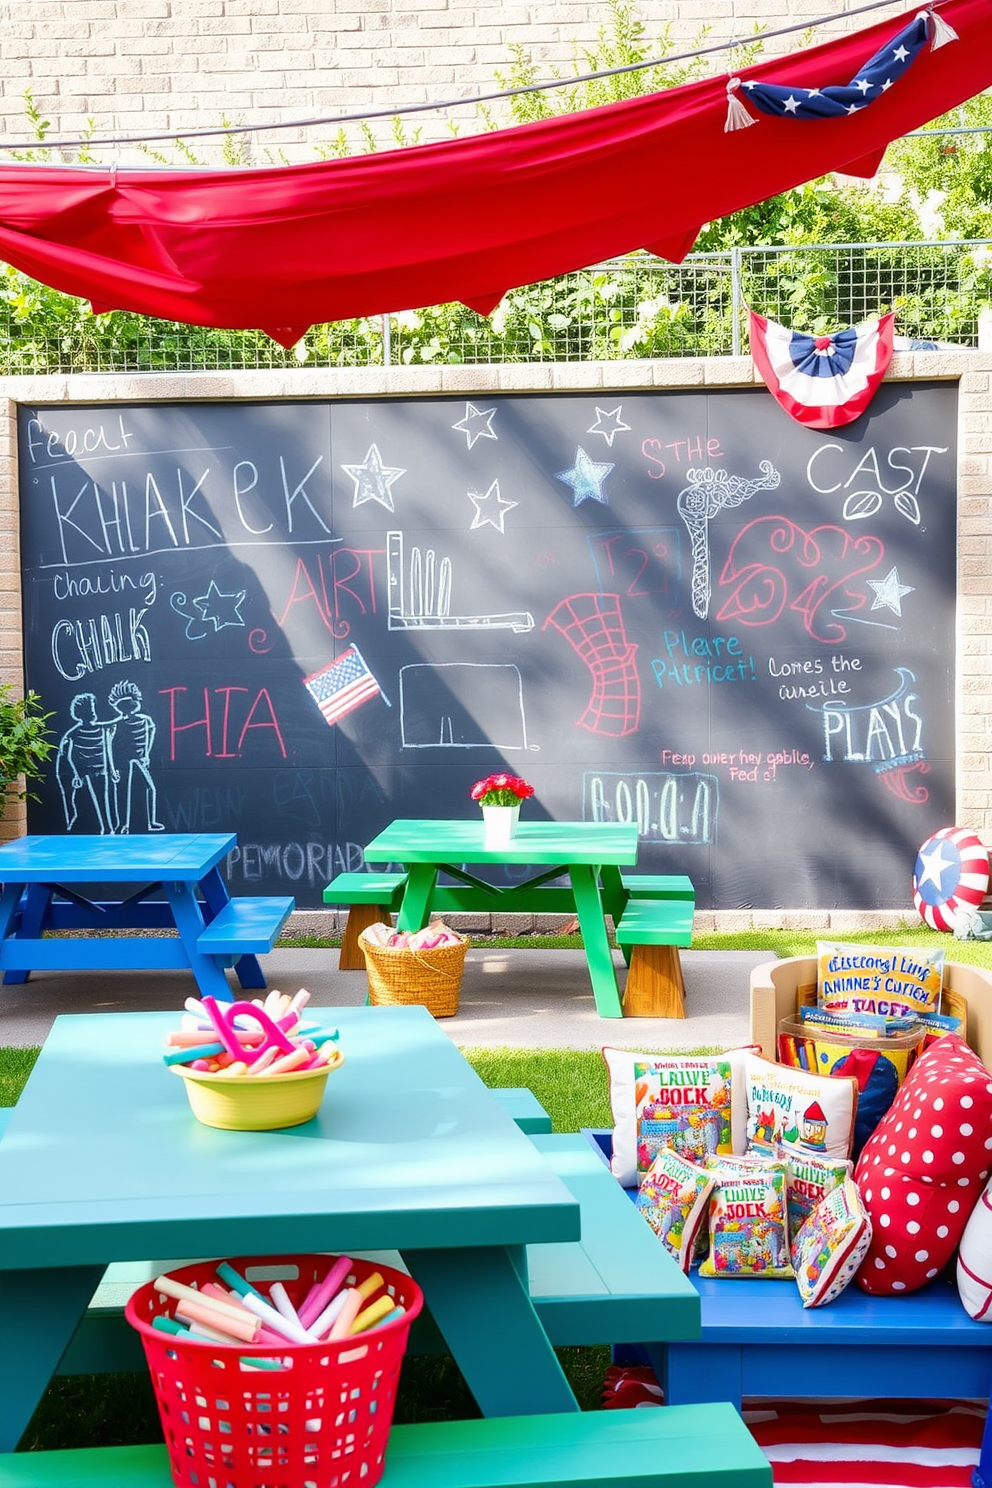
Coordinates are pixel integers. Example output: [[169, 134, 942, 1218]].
[[0, 944, 774, 1049]]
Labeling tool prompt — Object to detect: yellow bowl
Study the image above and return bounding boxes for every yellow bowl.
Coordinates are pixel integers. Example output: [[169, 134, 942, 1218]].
[[172, 1050, 343, 1131]]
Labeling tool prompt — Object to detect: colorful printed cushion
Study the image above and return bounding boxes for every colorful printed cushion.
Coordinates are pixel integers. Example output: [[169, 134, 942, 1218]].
[[792, 1176, 872, 1307], [957, 1175, 992, 1320], [603, 1046, 754, 1187], [817, 940, 944, 1021], [744, 1054, 858, 1162], [855, 1033, 992, 1295], [783, 1151, 853, 1240], [699, 1154, 794, 1279], [636, 1147, 714, 1274]]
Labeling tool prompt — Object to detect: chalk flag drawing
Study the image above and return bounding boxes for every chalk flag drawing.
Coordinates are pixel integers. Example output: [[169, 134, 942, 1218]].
[[340, 444, 406, 511], [108, 680, 163, 833], [543, 593, 640, 738], [304, 645, 389, 728], [452, 402, 498, 448], [399, 662, 529, 750], [587, 406, 632, 447], [55, 681, 163, 834], [677, 461, 781, 619], [554, 447, 614, 507], [386, 530, 534, 632]]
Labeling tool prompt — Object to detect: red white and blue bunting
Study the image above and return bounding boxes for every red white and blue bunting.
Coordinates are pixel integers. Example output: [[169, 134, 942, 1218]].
[[726, 8, 958, 130], [747, 309, 896, 429]]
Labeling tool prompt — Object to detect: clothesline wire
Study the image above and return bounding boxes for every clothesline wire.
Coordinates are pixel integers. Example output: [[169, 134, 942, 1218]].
[[0, 0, 928, 154]]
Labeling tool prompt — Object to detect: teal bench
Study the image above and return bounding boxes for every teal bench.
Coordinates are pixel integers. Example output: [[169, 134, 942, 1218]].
[[323, 871, 409, 968], [614, 899, 694, 1019], [0, 1401, 771, 1488], [53, 1130, 700, 1377], [195, 895, 295, 956]]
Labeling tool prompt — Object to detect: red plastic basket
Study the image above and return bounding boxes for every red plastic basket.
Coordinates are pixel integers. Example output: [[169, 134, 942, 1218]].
[[125, 1254, 423, 1488]]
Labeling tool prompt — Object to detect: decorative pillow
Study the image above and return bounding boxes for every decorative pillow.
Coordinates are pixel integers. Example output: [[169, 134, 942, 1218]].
[[603, 1046, 754, 1187], [792, 1177, 872, 1308], [783, 1152, 853, 1240], [745, 1054, 858, 1161], [636, 1148, 714, 1274], [699, 1155, 793, 1279], [817, 940, 943, 1021], [855, 1033, 992, 1296], [957, 1176, 992, 1319]]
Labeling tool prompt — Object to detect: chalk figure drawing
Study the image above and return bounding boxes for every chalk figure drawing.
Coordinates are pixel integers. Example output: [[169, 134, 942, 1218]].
[[677, 461, 781, 619], [55, 681, 162, 834], [544, 593, 640, 738], [399, 663, 530, 750], [386, 531, 533, 633]]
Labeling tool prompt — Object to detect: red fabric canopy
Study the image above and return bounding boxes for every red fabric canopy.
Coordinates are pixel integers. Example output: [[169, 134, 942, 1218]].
[[0, 0, 989, 345]]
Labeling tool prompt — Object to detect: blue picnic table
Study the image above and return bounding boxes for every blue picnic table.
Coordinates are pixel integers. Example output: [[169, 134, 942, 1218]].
[[0, 833, 293, 1004]]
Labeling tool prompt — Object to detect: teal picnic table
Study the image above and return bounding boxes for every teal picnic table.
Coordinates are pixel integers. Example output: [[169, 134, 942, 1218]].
[[362, 819, 639, 1018], [0, 1005, 586, 1452]]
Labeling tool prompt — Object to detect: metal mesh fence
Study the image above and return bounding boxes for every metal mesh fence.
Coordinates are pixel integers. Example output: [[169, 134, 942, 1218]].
[[0, 240, 988, 373]]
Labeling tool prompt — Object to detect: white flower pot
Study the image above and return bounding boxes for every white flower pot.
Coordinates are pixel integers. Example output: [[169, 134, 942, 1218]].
[[481, 803, 520, 849]]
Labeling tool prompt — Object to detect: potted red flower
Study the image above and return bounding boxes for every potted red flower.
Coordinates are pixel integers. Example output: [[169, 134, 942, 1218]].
[[470, 772, 534, 847]]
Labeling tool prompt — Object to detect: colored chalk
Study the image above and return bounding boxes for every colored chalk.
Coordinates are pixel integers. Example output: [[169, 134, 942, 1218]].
[[357, 1270, 384, 1303], [163, 1042, 226, 1066], [154, 1274, 255, 1327], [239, 1289, 315, 1344], [216, 1261, 263, 1300], [268, 1280, 304, 1329], [327, 1288, 364, 1341], [349, 1293, 396, 1335], [256, 1045, 310, 1077], [298, 1255, 353, 1330], [152, 1314, 192, 1337], [176, 1298, 260, 1343], [309, 1289, 352, 1340]]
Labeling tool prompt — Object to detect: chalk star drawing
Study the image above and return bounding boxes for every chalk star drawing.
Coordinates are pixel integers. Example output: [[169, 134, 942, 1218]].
[[194, 580, 247, 631], [587, 406, 631, 447], [867, 565, 914, 616], [341, 444, 406, 511], [554, 446, 614, 507], [452, 402, 498, 448], [469, 479, 517, 533]]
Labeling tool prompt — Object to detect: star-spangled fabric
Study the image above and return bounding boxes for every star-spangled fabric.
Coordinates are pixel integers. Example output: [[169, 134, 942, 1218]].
[[913, 826, 990, 932], [748, 308, 896, 429], [304, 646, 383, 728], [739, 12, 931, 121]]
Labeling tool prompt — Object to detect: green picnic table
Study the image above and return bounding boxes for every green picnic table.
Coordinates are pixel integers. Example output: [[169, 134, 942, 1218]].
[[361, 819, 639, 1018]]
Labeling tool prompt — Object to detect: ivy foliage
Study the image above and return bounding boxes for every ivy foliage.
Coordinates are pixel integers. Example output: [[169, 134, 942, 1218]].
[[0, 5, 989, 372]]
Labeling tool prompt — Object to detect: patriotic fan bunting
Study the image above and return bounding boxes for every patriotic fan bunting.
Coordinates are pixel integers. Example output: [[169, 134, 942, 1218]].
[[913, 825, 990, 932], [726, 9, 956, 130], [748, 308, 895, 429]]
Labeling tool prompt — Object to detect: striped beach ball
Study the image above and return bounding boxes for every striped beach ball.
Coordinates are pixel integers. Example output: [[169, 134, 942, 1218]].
[[912, 826, 989, 932]]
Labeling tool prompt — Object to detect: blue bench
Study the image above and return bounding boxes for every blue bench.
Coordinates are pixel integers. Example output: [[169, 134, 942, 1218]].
[[615, 898, 694, 1018], [323, 871, 409, 968], [582, 1127, 992, 1412], [0, 1401, 771, 1488], [196, 895, 295, 956]]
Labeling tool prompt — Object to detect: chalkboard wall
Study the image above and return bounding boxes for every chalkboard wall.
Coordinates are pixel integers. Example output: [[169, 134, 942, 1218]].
[[17, 383, 957, 909]]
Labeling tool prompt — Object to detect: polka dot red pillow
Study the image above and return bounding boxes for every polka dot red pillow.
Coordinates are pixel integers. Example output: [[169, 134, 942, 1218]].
[[854, 1034, 992, 1296]]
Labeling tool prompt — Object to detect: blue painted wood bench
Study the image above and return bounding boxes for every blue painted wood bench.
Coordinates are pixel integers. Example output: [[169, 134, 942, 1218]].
[[0, 1401, 772, 1488], [581, 1127, 992, 1412], [195, 895, 294, 956], [323, 871, 409, 968], [614, 898, 694, 1018]]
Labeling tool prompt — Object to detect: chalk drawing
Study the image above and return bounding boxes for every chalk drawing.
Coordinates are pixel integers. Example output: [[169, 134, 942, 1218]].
[[341, 444, 406, 511], [399, 662, 529, 750], [386, 530, 533, 632], [469, 479, 517, 533], [554, 447, 614, 507], [867, 566, 914, 616], [108, 680, 163, 833], [543, 593, 640, 737], [452, 402, 498, 448], [587, 406, 631, 447], [677, 461, 781, 619], [171, 581, 247, 640]]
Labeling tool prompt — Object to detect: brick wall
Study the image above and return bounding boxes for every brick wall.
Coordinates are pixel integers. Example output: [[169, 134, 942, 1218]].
[[1, 0, 901, 162], [0, 352, 988, 933]]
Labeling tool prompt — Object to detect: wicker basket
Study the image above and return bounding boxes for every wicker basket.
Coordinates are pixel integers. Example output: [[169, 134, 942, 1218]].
[[359, 930, 469, 1017]]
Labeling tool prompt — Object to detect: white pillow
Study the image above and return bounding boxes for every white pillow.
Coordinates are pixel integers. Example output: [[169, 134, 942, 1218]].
[[745, 1053, 858, 1162], [957, 1178, 992, 1320], [603, 1045, 755, 1187]]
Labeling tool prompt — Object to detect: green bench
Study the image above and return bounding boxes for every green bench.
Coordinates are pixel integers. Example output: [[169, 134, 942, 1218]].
[[614, 899, 695, 1019], [0, 1401, 771, 1488], [620, 874, 695, 901], [195, 895, 295, 956], [322, 872, 409, 968]]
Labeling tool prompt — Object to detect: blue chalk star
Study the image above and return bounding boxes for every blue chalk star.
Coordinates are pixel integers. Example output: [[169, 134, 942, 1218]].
[[554, 446, 614, 507]]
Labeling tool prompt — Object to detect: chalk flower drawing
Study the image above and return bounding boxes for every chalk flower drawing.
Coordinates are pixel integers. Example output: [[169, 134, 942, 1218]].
[[452, 402, 498, 448], [340, 444, 406, 511], [468, 479, 517, 533]]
